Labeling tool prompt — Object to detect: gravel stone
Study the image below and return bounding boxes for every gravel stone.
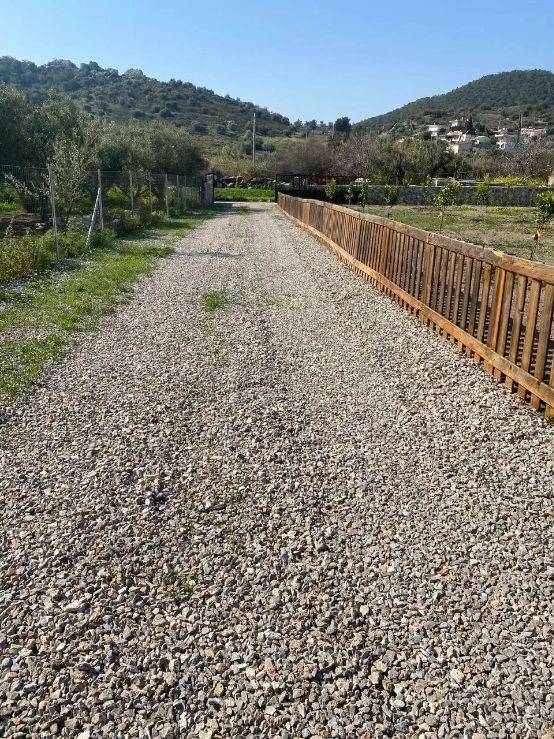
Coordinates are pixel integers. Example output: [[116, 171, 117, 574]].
[[0, 203, 552, 737]]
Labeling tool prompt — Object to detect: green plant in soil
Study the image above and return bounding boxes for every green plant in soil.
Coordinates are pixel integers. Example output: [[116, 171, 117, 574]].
[[434, 180, 461, 233], [202, 290, 228, 311], [325, 179, 338, 203]]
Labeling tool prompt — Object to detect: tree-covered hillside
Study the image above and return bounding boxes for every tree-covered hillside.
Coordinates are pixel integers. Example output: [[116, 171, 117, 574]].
[[356, 70, 554, 135], [0, 56, 293, 147]]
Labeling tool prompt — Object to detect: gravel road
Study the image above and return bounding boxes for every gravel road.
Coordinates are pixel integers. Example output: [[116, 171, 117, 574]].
[[1, 203, 552, 739]]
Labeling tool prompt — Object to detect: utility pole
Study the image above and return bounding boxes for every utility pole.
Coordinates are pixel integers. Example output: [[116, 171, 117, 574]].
[[252, 112, 256, 164]]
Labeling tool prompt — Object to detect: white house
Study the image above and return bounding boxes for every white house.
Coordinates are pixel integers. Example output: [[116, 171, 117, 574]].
[[449, 140, 474, 154], [427, 123, 448, 138], [496, 135, 517, 150]]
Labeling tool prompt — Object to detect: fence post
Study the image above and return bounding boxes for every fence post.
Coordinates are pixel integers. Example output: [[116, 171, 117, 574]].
[[47, 164, 61, 260], [97, 169, 104, 231], [149, 175, 153, 214], [183, 175, 187, 212], [129, 171, 134, 213], [165, 174, 169, 218]]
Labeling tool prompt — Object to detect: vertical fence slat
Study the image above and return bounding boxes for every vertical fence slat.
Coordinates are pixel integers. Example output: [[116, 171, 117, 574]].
[[493, 271, 515, 380], [506, 275, 528, 391], [531, 284, 554, 409], [485, 268, 506, 373], [518, 279, 541, 400]]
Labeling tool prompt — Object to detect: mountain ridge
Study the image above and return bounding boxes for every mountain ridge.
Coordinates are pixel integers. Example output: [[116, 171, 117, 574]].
[[355, 69, 554, 135], [0, 55, 293, 149]]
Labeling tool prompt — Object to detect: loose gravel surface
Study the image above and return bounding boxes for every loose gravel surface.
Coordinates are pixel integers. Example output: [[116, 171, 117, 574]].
[[1, 203, 553, 739]]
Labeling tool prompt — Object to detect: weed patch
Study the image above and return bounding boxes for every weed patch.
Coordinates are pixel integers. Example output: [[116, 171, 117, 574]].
[[202, 290, 229, 312], [161, 567, 200, 597]]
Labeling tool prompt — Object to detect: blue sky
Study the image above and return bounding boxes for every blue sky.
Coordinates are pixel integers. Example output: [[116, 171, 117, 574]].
[[1, 0, 553, 123]]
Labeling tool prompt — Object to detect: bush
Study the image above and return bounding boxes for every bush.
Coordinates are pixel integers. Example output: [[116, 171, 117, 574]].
[[476, 175, 492, 205], [536, 191, 554, 226], [0, 227, 116, 282], [0, 232, 55, 281], [434, 180, 461, 233], [107, 207, 167, 235], [325, 179, 338, 203], [0, 199, 20, 212], [382, 184, 400, 216], [359, 179, 370, 211]]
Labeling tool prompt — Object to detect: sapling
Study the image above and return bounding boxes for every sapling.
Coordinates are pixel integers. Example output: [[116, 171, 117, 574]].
[[434, 180, 461, 233], [531, 191, 554, 260], [476, 175, 492, 206], [359, 179, 370, 212], [346, 182, 354, 206], [325, 178, 338, 203], [382, 184, 400, 218]]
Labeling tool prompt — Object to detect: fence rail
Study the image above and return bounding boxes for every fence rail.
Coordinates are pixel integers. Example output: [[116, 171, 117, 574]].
[[278, 192, 554, 415]]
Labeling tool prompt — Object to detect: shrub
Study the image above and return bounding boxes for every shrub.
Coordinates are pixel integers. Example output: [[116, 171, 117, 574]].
[[345, 183, 354, 206], [382, 184, 401, 217], [434, 180, 461, 233], [325, 179, 338, 203], [359, 179, 370, 211], [108, 208, 145, 235], [420, 175, 433, 205], [0, 232, 55, 281], [530, 191, 554, 260], [476, 175, 492, 206], [0, 227, 116, 282], [536, 191, 554, 226]]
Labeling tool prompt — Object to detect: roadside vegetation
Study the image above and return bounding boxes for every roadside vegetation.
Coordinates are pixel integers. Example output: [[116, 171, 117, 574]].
[[0, 209, 216, 411], [352, 204, 554, 263], [215, 187, 273, 202], [201, 289, 229, 311]]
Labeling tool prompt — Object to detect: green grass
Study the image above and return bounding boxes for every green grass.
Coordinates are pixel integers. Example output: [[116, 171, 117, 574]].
[[352, 204, 554, 264], [0, 212, 213, 411], [0, 200, 21, 212], [215, 187, 273, 202], [201, 289, 229, 311]]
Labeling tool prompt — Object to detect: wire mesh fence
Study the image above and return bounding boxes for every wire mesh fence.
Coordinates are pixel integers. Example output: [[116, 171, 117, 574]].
[[0, 165, 213, 280], [0, 165, 211, 238]]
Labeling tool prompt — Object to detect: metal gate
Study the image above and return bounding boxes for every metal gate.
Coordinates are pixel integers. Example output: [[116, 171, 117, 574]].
[[203, 173, 214, 206]]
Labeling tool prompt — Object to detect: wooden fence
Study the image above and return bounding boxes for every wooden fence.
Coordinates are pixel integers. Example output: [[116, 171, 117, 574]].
[[278, 193, 554, 415]]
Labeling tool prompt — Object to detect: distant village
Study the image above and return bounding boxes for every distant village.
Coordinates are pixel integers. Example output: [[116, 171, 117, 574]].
[[411, 117, 548, 154]]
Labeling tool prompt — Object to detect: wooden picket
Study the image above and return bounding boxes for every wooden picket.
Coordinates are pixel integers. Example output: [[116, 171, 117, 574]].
[[278, 193, 554, 415]]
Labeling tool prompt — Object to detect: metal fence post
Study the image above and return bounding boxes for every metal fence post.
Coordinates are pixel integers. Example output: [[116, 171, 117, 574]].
[[97, 169, 104, 231], [129, 171, 134, 213], [165, 174, 169, 218], [183, 175, 187, 212], [149, 175, 153, 214], [47, 164, 61, 260]]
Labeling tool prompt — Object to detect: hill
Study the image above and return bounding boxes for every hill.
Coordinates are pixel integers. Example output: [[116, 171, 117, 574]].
[[356, 70, 554, 135], [0, 56, 294, 153]]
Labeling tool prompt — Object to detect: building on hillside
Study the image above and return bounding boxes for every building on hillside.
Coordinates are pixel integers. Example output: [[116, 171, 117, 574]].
[[520, 126, 547, 141], [448, 139, 474, 154], [427, 123, 449, 138], [473, 135, 492, 148], [495, 133, 518, 150], [446, 129, 464, 142]]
